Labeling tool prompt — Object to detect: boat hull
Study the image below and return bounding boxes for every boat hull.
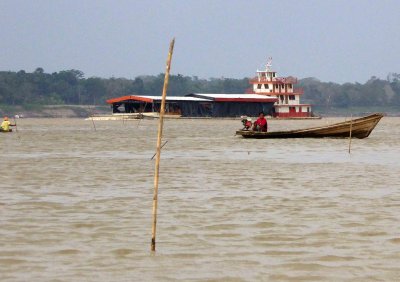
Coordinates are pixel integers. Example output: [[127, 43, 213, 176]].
[[236, 113, 384, 139], [0, 129, 13, 133]]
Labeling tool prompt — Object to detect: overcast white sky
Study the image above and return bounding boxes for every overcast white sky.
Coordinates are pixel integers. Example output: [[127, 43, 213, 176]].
[[1, 0, 399, 83]]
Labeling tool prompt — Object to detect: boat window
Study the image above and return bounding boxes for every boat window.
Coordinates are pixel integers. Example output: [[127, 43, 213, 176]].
[[264, 84, 268, 89], [289, 95, 295, 100], [257, 84, 262, 89]]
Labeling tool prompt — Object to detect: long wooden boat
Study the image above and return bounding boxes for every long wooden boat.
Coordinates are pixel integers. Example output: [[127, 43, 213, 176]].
[[236, 113, 384, 139]]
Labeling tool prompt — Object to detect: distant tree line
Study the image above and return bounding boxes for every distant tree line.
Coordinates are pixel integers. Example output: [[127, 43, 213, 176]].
[[299, 74, 400, 109], [1, 68, 400, 109]]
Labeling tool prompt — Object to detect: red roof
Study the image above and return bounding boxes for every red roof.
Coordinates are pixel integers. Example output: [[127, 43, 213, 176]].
[[106, 95, 153, 104]]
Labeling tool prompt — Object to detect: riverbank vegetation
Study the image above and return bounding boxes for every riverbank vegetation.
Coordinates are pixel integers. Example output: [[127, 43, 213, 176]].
[[1, 68, 399, 116]]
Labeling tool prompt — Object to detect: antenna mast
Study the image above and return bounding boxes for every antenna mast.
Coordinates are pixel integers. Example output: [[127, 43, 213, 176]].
[[266, 57, 273, 71]]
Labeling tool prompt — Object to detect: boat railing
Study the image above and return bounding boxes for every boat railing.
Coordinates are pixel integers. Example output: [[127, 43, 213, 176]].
[[245, 88, 304, 95], [249, 76, 298, 84]]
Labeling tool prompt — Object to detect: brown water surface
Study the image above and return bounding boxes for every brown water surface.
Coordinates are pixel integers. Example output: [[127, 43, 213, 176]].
[[1, 117, 399, 281]]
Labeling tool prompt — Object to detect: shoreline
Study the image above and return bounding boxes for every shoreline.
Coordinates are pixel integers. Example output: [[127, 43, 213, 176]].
[[1, 104, 399, 118]]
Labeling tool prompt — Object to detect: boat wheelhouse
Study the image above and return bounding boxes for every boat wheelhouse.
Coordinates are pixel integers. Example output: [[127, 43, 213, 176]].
[[247, 58, 313, 118]]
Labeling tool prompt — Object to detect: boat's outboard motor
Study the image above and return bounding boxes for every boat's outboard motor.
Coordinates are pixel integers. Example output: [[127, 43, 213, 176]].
[[241, 116, 252, 130]]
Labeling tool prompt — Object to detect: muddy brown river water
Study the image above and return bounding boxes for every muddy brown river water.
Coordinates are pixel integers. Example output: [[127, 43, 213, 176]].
[[1, 117, 399, 281]]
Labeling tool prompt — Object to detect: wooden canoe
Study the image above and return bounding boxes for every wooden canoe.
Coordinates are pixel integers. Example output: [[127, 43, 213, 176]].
[[236, 113, 384, 139], [0, 129, 13, 133]]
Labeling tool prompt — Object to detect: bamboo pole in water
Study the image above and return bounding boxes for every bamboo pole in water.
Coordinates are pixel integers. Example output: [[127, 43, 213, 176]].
[[348, 114, 353, 154], [88, 106, 97, 131], [13, 117, 18, 133], [136, 102, 147, 128], [151, 38, 175, 252], [13, 117, 21, 141]]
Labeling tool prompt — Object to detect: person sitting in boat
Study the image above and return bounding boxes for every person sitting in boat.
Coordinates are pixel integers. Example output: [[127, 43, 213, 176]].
[[0, 116, 16, 132], [252, 112, 268, 132], [241, 116, 252, 130]]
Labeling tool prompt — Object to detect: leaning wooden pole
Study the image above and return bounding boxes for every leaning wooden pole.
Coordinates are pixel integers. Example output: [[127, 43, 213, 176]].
[[348, 114, 353, 154], [151, 38, 175, 252]]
